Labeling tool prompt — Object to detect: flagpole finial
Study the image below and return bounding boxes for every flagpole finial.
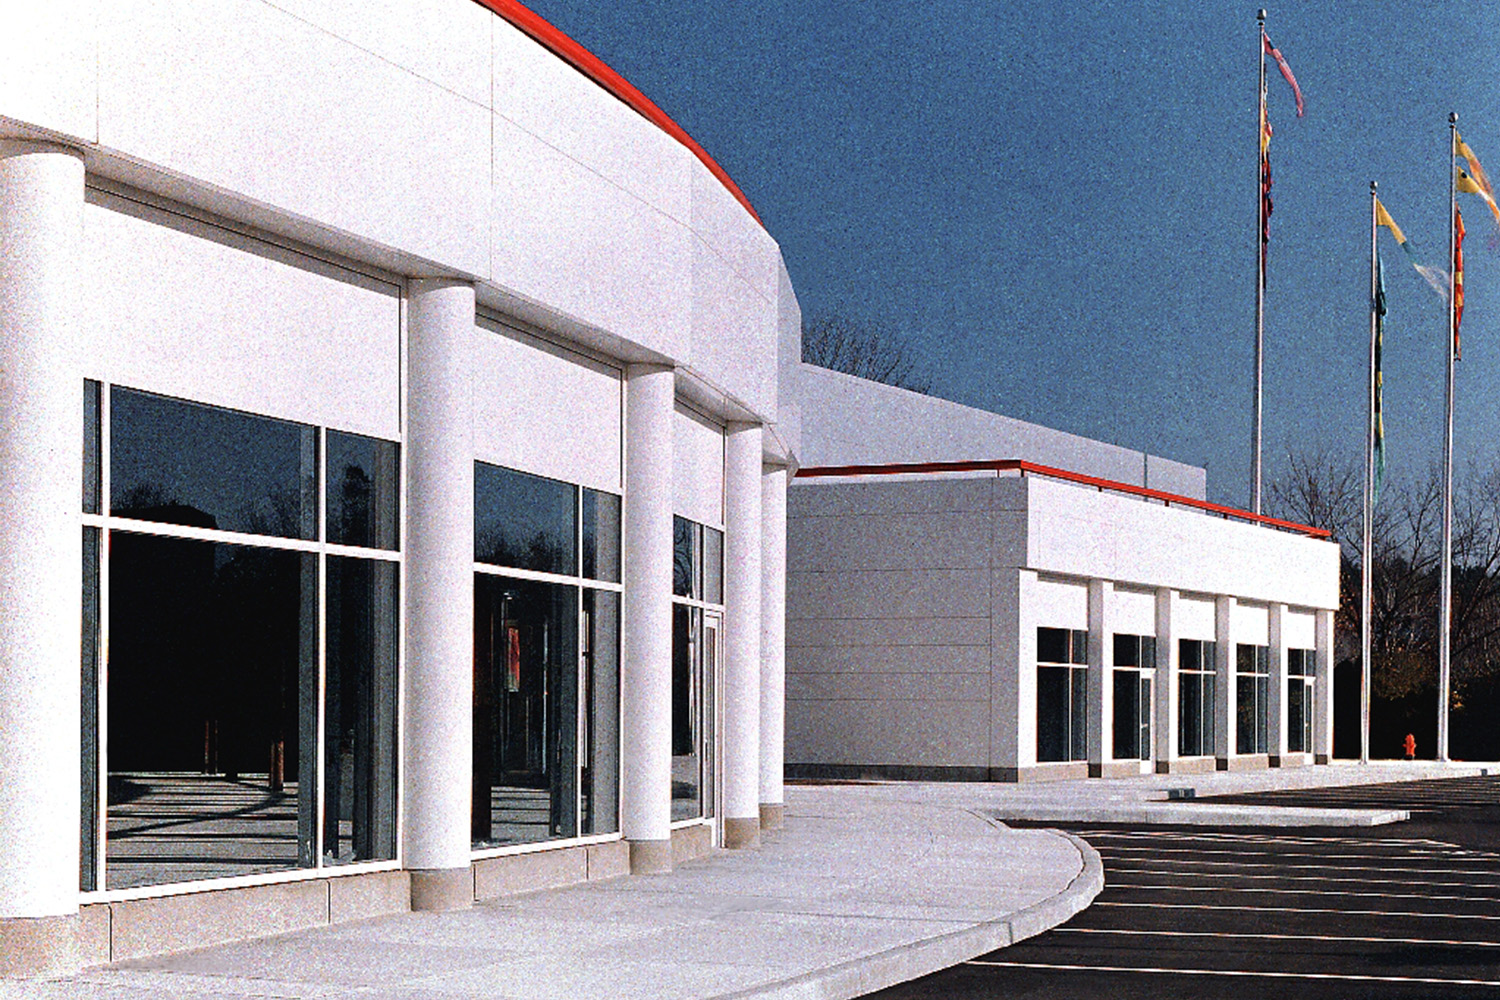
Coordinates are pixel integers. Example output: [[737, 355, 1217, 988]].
[[1257, 8, 1266, 23], [1371, 180, 1378, 192], [1450, 111, 1459, 125]]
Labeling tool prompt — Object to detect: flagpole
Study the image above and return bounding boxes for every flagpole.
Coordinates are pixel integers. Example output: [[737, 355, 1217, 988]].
[[1362, 180, 1376, 766], [1252, 8, 1267, 515], [1439, 111, 1457, 762]]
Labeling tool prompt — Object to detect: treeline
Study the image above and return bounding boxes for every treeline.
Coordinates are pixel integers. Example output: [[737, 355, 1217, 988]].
[[1269, 449, 1500, 760]]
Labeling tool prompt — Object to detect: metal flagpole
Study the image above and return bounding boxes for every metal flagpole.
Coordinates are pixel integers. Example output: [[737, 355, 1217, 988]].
[[1253, 9, 1267, 515], [1362, 181, 1376, 765], [1439, 112, 1457, 762]]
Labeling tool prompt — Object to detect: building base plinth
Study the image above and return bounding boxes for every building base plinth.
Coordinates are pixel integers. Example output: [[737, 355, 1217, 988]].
[[723, 817, 761, 850], [1088, 761, 1145, 779], [1216, 754, 1271, 773], [759, 802, 785, 830], [628, 839, 673, 874], [1269, 753, 1311, 769], [0, 914, 80, 979], [409, 868, 472, 911], [1156, 757, 1219, 775]]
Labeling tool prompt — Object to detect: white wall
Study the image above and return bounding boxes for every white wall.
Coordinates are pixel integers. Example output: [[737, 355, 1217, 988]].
[[82, 190, 401, 439], [674, 404, 725, 527], [1283, 608, 1316, 649], [799, 365, 1205, 498], [1176, 595, 1217, 640], [1232, 602, 1271, 646], [1112, 586, 1157, 637], [1, 0, 788, 436], [472, 318, 623, 493], [1031, 577, 1089, 631]]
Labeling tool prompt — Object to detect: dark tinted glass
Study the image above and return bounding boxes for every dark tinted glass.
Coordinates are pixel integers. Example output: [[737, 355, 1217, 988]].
[[1036, 666, 1068, 762], [581, 589, 620, 835], [110, 388, 318, 539], [1179, 674, 1202, 756], [582, 489, 621, 583], [105, 534, 317, 888], [326, 431, 399, 550], [1037, 627, 1069, 664], [673, 516, 698, 598], [1069, 668, 1089, 760], [324, 557, 398, 864], [81, 528, 100, 891], [1287, 682, 1306, 753], [472, 575, 579, 846], [1114, 634, 1138, 668], [1140, 636, 1156, 669], [1113, 670, 1140, 759], [703, 527, 724, 605], [475, 463, 577, 575], [83, 380, 101, 515]]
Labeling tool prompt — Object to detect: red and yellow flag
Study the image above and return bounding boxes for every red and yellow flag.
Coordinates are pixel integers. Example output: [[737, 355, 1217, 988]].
[[1454, 206, 1466, 360]]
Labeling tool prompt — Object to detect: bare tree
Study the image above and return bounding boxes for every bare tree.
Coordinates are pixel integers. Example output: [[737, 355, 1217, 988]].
[[801, 313, 930, 393]]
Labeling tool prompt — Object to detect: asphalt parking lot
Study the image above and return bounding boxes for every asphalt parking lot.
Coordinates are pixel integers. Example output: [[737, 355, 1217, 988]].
[[867, 776, 1500, 998]]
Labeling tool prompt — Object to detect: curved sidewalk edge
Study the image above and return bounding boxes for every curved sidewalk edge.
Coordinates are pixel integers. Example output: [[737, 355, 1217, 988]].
[[719, 828, 1104, 1000]]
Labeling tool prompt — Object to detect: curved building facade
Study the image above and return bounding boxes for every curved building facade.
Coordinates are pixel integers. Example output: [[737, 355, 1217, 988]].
[[0, 0, 797, 974]]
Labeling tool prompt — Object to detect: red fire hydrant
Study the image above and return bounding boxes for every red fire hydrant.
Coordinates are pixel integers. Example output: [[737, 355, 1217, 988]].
[[1403, 733, 1416, 761]]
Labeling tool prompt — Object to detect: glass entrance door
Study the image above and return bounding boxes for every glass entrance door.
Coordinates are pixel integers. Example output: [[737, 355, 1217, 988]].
[[702, 614, 722, 840]]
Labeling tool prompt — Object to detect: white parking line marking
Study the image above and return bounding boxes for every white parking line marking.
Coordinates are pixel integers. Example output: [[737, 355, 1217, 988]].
[[1110, 882, 1500, 904], [1098, 900, 1500, 921], [1098, 856, 1500, 879], [1111, 868, 1500, 891], [963, 960, 1500, 987], [1052, 927, 1500, 948], [1095, 844, 1493, 863]]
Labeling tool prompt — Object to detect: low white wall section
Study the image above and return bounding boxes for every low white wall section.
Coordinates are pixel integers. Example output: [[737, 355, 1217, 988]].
[[674, 404, 725, 526]]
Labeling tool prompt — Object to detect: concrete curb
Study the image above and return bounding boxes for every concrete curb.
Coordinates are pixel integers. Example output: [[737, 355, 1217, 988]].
[[990, 804, 1410, 827], [717, 829, 1104, 1000]]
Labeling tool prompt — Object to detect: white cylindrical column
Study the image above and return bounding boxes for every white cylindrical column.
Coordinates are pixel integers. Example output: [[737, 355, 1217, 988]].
[[1268, 603, 1289, 763], [620, 364, 675, 873], [1314, 608, 1335, 763], [722, 423, 763, 849], [1087, 579, 1114, 776], [0, 142, 85, 977], [1214, 596, 1237, 765], [758, 464, 787, 830], [403, 279, 475, 910]]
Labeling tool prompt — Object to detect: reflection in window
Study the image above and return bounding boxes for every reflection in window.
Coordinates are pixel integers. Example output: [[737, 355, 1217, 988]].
[[582, 489, 622, 583], [1236, 644, 1271, 754], [581, 589, 620, 835], [326, 431, 399, 550], [1112, 634, 1155, 760], [1178, 639, 1216, 757], [323, 557, 399, 864], [110, 388, 318, 539], [1037, 627, 1088, 763], [673, 517, 698, 598], [104, 534, 318, 889], [472, 576, 579, 847], [475, 463, 577, 575]]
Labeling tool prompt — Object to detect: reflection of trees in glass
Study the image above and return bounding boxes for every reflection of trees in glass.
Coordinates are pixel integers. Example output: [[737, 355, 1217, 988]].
[[477, 530, 568, 573], [337, 464, 371, 544]]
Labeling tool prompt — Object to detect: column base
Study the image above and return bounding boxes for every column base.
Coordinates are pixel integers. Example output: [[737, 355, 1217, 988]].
[[759, 802, 785, 830], [0, 914, 80, 978], [629, 839, 673, 874], [724, 817, 761, 850], [1315, 753, 1331, 764], [1088, 761, 1143, 778], [409, 868, 472, 911]]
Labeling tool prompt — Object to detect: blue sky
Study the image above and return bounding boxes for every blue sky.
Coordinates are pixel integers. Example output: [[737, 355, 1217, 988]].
[[525, 1, 1500, 508]]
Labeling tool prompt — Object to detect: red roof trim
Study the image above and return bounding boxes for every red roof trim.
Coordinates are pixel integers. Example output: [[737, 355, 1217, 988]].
[[795, 459, 1332, 539], [476, 0, 763, 227]]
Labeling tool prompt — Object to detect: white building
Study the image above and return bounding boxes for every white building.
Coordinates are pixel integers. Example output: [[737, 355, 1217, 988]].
[[786, 367, 1341, 782], [0, 0, 797, 975]]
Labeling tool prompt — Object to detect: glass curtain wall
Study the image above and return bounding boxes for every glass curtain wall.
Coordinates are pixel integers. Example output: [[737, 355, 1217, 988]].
[[1178, 639, 1216, 757], [1036, 627, 1088, 763], [472, 463, 621, 848], [81, 384, 400, 891], [671, 517, 724, 821], [1287, 648, 1315, 754], [1112, 635, 1155, 761], [1236, 644, 1272, 754]]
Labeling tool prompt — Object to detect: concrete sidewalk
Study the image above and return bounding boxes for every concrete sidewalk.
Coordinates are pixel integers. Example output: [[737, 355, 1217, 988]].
[[0, 787, 1099, 1000]]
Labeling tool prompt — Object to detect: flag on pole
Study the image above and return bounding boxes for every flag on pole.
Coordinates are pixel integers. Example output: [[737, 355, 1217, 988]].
[[1454, 206, 1466, 360], [1458, 167, 1500, 224], [1457, 131, 1494, 197], [1262, 32, 1305, 117], [1376, 196, 1452, 302], [1373, 253, 1387, 504], [1260, 117, 1273, 288]]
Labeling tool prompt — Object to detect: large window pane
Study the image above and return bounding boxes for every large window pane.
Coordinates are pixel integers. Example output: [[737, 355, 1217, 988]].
[[326, 431, 399, 550], [582, 490, 621, 583], [106, 534, 317, 889], [673, 517, 698, 599], [81, 527, 100, 891], [1036, 666, 1070, 762], [83, 380, 101, 515], [703, 527, 723, 605], [110, 387, 318, 539], [1287, 681, 1306, 753], [473, 576, 579, 846], [475, 464, 577, 575], [672, 605, 701, 818], [1179, 674, 1202, 757], [324, 558, 398, 865], [1112, 670, 1140, 759], [1069, 667, 1089, 761], [582, 590, 620, 835]]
